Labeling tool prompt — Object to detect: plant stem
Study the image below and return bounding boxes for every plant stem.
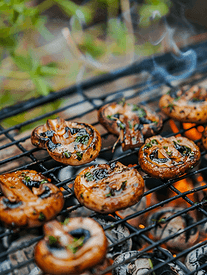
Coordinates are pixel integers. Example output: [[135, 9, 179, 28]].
[[37, 0, 55, 14]]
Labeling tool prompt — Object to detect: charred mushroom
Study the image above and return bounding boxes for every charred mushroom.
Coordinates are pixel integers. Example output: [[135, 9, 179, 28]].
[[31, 118, 102, 166]]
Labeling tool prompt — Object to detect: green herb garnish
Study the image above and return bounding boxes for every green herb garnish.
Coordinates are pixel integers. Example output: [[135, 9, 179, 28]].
[[163, 103, 176, 112], [84, 172, 94, 182], [151, 139, 158, 145], [61, 218, 70, 225], [76, 152, 83, 161], [48, 235, 59, 245], [145, 142, 152, 148], [128, 121, 133, 129], [67, 236, 85, 254], [132, 105, 146, 117], [63, 151, 71, 158], [75, 135, 89, 145], [38, 212, 45, 221], [40, 179, 48, 184], [163, 146, 168, 149], [117, 121, 125, 129]]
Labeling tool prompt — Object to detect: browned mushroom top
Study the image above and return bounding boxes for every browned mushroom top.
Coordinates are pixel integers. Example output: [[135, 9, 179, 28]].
[[31, 118, 102, 165], [98, 100, 162, 151], [34, 217, 108, 275], [138, 135, 201, 180], [159, 85, 207, 123], [74, 161, 145, 213], [0, 170, 64, 228]]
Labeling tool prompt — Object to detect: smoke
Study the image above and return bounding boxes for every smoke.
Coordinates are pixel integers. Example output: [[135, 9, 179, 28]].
[[65, 0, 198, 89], [143, 2, 197, 86]]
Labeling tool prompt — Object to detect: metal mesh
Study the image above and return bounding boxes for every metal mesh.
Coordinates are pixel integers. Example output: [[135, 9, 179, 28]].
[[1, 40, 207, 274]]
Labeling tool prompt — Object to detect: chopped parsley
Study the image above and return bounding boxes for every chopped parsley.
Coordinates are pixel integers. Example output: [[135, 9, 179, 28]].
[[166, 151, 172, 156], [151, 139, 158, 145], [63, 151, 71, 158], [145, 143, 152, 148], [128, 121, 133, 129], [76, 152, 83, 161], [38, 212, 45, 221], [105, 193, 112, 197], [163, 146, 168, 149], [40, 179, 48, 184], [163, 103, 176, 112], [61, 218, 70, 225], [84, 172, 94, 182], [117, 121, 125, 130], [75, 135, 89, 145], [67, 236, 85, 254], [144, 139, 158, 149], [48, 235, 59, 245], [153, 120, 158, 124], [132, 105, 146, 117]]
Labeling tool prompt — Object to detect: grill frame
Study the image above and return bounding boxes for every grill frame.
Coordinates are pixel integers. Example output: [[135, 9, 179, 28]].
[[1, 39, 207, 274]]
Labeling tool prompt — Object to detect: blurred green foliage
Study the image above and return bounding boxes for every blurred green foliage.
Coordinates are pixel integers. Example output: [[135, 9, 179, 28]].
[[0, 0, 171, 129]]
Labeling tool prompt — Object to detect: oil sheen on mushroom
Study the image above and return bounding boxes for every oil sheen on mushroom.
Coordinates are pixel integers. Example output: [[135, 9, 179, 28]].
[[31, 118, 102, 165], [74, 161, 145, 214], [98, 100, 162, 151]]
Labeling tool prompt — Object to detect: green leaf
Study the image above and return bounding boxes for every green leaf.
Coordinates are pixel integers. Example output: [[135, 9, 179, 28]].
[[53, 0, 79, 16], [40, 66, 59, 76], [11, 54, 32, 71], [31, 76, 51, 96]]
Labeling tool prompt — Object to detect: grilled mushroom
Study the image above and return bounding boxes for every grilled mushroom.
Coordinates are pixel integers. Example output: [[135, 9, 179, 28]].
[[34, 217, 108, 275], [138, 135, 200, 180], [74, 161, 145, 214], [159, 85, 207, 123], [147, 207, 199, 252], [0, 170, 64, 228], [31, 118, 102, 165], [98, 100, 162, 151]]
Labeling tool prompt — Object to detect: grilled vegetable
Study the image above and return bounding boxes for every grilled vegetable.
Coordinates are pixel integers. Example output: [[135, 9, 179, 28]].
[[74, 161, 144, 213], [159, 85, 207, 123], [34, 217, 108, 275], [0, 170, 64, 228], [138, 135, 200, 180], [98, 101, 162, 151], [31, 118, 101, 165]]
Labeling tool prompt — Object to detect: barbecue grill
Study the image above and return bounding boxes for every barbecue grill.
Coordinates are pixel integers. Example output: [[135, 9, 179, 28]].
[[1, 35, 207, 275]]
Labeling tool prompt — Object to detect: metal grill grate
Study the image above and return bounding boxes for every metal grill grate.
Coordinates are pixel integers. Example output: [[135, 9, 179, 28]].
[[1, 39, 207, 274]]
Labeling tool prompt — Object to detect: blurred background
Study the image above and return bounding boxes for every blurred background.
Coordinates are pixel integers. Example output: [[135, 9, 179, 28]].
[[1, 0, 207, 128]]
